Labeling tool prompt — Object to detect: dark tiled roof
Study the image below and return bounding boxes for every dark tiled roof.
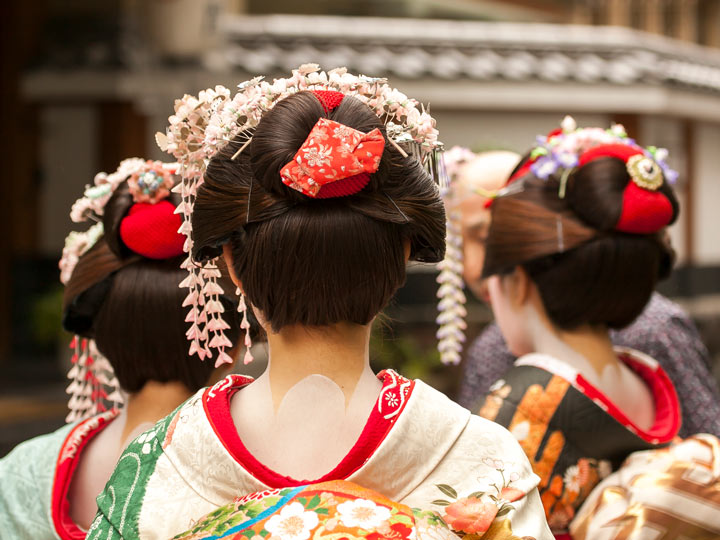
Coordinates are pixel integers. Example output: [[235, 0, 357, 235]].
[[220, 15, 720, 93]]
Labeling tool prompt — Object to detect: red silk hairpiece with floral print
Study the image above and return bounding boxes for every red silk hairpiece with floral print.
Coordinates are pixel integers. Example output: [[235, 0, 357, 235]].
[[279, 91, 386, 198]]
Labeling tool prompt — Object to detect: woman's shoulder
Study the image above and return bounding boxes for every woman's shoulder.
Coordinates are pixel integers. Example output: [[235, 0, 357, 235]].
[[1, 421, 76, 466], [0, 420, 84, 538], [91, 395, 200, 537]]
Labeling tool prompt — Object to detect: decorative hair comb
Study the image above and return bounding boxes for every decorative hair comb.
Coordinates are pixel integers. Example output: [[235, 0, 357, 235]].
[[157, 65, 447, 366]]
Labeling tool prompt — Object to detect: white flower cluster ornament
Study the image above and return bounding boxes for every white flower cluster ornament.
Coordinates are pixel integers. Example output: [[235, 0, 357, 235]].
[[156, 64, 446, 366], [60, 159, 178, 284], [436, 147, 475, 365], [527, 115, 678, 187]]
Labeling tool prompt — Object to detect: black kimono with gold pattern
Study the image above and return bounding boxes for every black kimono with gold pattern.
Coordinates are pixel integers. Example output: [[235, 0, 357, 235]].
[[476, 348, 681, 536]]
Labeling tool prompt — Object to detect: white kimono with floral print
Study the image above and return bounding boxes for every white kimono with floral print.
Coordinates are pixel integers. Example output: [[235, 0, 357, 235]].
[[86, 372, 552, 540]]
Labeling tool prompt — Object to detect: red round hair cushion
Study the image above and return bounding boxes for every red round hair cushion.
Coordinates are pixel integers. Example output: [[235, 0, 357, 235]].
[[119, 201, 185, 259]]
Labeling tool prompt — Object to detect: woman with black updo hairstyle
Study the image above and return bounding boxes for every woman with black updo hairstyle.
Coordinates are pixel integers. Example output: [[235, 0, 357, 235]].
[[88, 68, 553, 540], [0, 159, 242, 539], [473, 118, 685, 536]]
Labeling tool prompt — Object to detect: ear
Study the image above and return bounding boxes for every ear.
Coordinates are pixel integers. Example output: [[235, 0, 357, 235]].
[[222, 244, 242, 289], [507, 266, 532, 308]]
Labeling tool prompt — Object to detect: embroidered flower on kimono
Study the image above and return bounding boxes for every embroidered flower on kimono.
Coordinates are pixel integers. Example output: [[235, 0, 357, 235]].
[[415, 524, 457, 540], [597, 459, 612, 479], [337, 498, 392, 529], [442, 495, 498, 534], [323, 517, 339, 532], [235, 488, 284, 506], [136, 429, 158, 455], [366, 521, 415, 540], [499, 486, 524, 503], [482, 457, 505, 470], [547, 501, 575, 530], [563, 464, 581, 493], [385, 393, 400, 408], [264, 502, 319, 540], [510, 420, 530, 442]]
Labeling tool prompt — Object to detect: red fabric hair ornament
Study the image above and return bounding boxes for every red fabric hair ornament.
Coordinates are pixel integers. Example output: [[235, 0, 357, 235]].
[[279, 90, 386, 198], [579, 144, 674, 234], [119, 200, 185, 259]]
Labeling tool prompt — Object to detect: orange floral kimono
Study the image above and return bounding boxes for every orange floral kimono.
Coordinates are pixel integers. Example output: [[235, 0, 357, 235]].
[[476, 348, 681, 537]]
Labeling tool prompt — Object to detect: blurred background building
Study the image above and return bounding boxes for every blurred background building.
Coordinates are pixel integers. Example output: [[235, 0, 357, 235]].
[[3, 0, 720, 453]]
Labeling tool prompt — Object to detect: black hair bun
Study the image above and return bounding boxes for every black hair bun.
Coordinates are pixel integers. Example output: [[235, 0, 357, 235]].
[[62, 276, 113, 336], [248, 92, 389, 203]]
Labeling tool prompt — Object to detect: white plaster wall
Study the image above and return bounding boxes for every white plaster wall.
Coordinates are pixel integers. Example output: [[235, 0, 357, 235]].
[[432, 110, 609, 152], [639, 116, 687, 263], [692, 122, 720, 265], [39, 106, 97, 255]]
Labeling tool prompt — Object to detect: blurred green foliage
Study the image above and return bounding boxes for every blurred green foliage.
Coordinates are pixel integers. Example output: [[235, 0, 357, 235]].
[[31, 284, 69, 348], [370, 321, 461, 397]]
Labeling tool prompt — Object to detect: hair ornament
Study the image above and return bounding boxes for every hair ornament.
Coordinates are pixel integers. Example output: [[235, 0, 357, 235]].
[[119, 201, 185, 259], [512, 116, 678, 187], [503, 116, 678, 235], [127, 160, 175, 203], [626, 154, 663, 191], [280, 117, 385, 198], [578, 143, 675, 234], [158, 65, 446, 362], [69, 157, 147, 223], [61, 158, 181, 423], [59, 223, 105, 286], [236, 287, 254, 366], [435, 146, 475, 365], [65, 337, 124, 423]]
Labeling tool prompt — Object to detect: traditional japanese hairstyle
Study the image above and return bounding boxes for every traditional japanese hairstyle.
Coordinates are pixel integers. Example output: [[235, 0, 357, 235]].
[[157, 64, 447, 364], [482, 117, 679, 330], [59, 159, 240, 422]]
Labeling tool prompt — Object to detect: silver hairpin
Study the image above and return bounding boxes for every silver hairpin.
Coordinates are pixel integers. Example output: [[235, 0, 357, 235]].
[[495, 180, 526, 199], [246, 176, 253, 223], [556, 215, 565, 252], [384, 193, 410, 223]]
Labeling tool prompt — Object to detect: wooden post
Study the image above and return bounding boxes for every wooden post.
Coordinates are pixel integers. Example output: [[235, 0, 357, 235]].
[[640, 0, 665, 34], [98, 102, 148, 174], [612, 113, 641, 143], [702, 0, 720, 47], [683, 119, 695, 266], [0, 1, 46, 365], [673, 0, 699, 42], [571, 0, 593, 24], [607, 0, 633, 26]]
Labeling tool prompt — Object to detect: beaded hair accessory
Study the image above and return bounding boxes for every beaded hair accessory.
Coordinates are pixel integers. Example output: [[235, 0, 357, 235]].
[[156, 64, 445, 365], [435, 147, 476, 365], [60, 159, 180, 423]]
